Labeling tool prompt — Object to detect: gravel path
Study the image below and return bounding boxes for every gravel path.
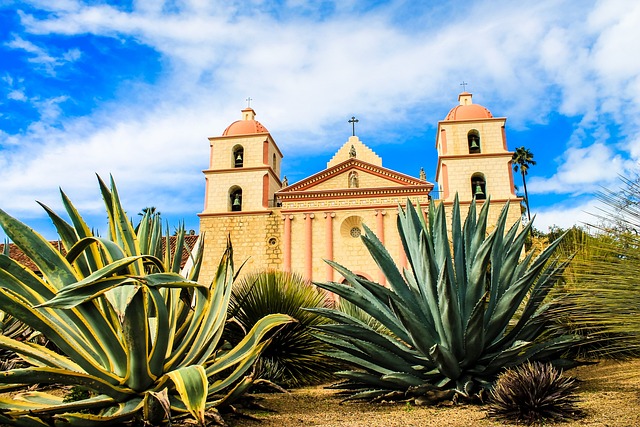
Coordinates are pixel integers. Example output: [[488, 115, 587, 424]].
[[227, 359, 640, 427]]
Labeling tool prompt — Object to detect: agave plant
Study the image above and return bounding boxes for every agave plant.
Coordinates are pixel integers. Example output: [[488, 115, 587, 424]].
[[228, 270, 335, 388], [0, 176, 291, 426], [310, 196, 580, 403]]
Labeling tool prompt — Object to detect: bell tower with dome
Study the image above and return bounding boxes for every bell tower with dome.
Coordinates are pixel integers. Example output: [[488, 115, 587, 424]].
[[435, 92, 519, 218], [202, 107, 283, 214], [198, 107, 285, 284]]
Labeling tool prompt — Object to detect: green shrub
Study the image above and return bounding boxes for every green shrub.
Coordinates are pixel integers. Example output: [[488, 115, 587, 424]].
[[310, 197, 580, 403], [488, 361, 582, 425], [229, 271, 335, 387]]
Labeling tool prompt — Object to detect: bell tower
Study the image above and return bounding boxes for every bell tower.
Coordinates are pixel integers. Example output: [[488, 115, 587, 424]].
[[435, 92, 517, 204], [202, 107, 283, 214], [199, 106, 285, 286]]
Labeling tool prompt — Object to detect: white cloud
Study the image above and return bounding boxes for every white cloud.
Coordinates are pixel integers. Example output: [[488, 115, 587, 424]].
[[532, 197, 603, 232], [2, 0, 640, 239], [7, 90, 26, 101], [527, 143, 630, 195], [5, 35, 81, 75]]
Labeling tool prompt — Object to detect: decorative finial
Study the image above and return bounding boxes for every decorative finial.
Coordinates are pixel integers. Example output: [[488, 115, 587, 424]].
[[348, 116, 359, 136], [349, 145, 356, 158], [460, 81, 468, 92], [282, 176, 288, 187], [246, 97, 253, 108], [419, 167, 426, 181]]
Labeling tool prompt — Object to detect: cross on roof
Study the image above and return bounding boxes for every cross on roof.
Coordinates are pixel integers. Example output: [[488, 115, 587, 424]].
[[348, 116, 359, 136], [246, 97, 253, 108], [460, 81, 468, 92]]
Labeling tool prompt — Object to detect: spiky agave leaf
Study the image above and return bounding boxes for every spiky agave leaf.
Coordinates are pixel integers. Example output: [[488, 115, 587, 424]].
[[0, 176, 292, 426], [314, 197, 579, 402]]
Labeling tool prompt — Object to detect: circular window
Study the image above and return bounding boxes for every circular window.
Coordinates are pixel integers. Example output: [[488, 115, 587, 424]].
[[268, 237, 278, 246], [340, 215, 365, 241]]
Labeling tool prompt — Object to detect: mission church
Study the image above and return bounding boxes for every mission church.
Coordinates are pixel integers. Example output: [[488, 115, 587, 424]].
[[198, 92, 522, 285]]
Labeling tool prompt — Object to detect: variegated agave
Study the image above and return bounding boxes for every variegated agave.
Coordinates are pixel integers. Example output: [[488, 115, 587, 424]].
[[0, 176, 291, 426], [311, 196, 580, 403]]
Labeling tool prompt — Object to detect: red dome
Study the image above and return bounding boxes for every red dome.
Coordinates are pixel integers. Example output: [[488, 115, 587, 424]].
[[222, 108, 269, 136], [222, 120, 268, 136], [445, 92, 493, 121]]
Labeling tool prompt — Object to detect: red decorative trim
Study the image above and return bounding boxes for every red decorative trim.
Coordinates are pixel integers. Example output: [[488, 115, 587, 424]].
[[278, 185, 433, 202], [262, 174, 270, 208], [440, 128, 448, 154], [198, 210, 273, 217], [437, 116, 507, 125], [501, 125, 508, 151], [280, 158, 429, 192], [442, 163, 449, 200], [208, 132, 269, 141], [203, 166, 281, 183], [280, 202, 429, 215], [262, 139, 269, 165], [508, 161, 516, 196], [437, 152, 514, 161]]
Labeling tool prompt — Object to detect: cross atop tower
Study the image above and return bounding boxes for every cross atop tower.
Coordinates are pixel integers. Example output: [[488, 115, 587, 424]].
[[348, 116, 359, 136], [460, 81, 468, 92], [245, 97, 253, 108]]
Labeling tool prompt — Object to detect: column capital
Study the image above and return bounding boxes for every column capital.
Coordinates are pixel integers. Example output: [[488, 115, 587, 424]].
[[324, 212, 336, 218], [304, 213, 315, 220]]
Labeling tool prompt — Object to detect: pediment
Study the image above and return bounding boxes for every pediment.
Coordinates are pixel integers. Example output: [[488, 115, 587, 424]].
[[278, 158, 432, 195]]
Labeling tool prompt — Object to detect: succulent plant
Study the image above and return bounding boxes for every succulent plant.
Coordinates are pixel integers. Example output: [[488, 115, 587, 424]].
[[228, 270, 335, 388], [310, 196, 580, 403], [0, 176, 292, 426], [488, 361, 582, 425]]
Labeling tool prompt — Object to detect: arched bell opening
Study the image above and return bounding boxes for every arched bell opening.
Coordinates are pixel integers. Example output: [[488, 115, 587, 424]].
[[229, 186, 243, 211], [233, 145, 244, 168], [471, 173, 487, 200], [468, 130, 481, 154]]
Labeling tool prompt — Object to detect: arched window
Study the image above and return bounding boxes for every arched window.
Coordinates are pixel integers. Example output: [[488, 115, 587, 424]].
[[468, 130, 481, 154], [233, 145, 244, 168], [471, 173, 486, 200], [272, 153, 276, 170], [229, 186, 243, 211]]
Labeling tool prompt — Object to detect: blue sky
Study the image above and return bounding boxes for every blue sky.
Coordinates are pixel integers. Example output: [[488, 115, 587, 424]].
[[1, 0, 639, 241]]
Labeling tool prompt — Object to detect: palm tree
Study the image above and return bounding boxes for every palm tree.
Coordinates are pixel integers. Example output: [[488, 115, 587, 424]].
[[512, 146, 536, 221]]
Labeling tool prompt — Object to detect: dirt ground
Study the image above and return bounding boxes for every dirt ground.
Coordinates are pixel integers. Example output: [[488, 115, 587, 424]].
[[227, 359, 640, 427]]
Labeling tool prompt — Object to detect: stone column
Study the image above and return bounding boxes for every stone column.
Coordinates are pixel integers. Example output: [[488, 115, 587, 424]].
[[375, 209, 386, 286], [283, 214, 293, 272], [304, 213, 315, 280], [324, 212, 335, 282]]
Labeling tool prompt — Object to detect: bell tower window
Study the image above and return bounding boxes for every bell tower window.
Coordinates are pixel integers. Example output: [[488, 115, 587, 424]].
[[468, 130, 481, 154], [233, 146, 244, 168], [229, 187, 243, 211], [471, 173, 486, 200]]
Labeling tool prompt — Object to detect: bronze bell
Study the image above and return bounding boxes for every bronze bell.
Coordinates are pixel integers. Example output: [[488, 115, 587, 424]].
[[470, 138, 479, 149], [233, 195, 241, 206], [236, 153, 242, 161], [474, 184, 484, 196]]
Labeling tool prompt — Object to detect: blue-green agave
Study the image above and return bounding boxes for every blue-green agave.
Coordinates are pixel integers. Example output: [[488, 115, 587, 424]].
[[311, 196, 580, 402], [0, 176, 292, 426]]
